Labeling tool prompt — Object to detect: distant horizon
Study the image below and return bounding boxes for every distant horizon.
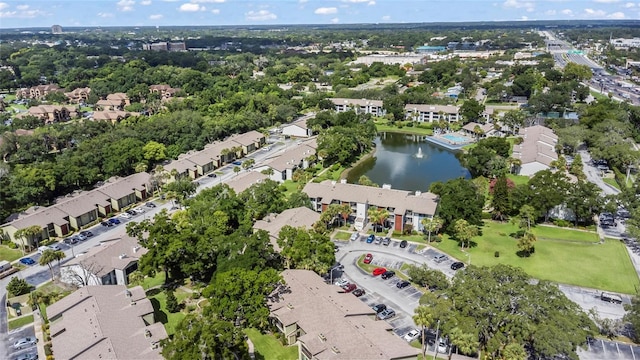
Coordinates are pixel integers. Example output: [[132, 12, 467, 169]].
[[0, 0, 639, 29]]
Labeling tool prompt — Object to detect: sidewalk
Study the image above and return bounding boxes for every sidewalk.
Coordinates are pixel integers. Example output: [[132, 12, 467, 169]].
[[32, 309, 46, 360]]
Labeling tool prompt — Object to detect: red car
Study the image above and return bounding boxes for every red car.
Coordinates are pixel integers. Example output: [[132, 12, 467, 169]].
[[364, 253, 373, 264], [342, 283, 357, 293], [372, 267, 387, 276]]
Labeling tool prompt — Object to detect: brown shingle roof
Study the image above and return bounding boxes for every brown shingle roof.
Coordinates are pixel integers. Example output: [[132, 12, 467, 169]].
[[11, 206, 69, 228], [228, 130, 264, 147], [253, 207, 320, 251], [226, 171, 268, 194], [261, 144, 315, 172], [53, 190, 110, 218], [48, 285, 166, 360], [303, 181, 438, 216], [65, 236, 147, 276], [513, 125, 558, 167], [270, 270, 419, 360], [97, 172, 150, 200]]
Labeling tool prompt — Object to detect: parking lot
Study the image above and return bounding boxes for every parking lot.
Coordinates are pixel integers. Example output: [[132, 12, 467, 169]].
[[579, 338, 640, 360], [5, 326, 37, 360]]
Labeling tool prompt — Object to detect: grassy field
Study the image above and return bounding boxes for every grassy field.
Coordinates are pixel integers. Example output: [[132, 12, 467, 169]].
[[431, 221, 639, 294], [141, 272, 166, 290], [506, 174, 530, 186], [0, 246, 23, 262], [8, 315, 34, 330], [374, 123, 434, 136], [147, 288, 189, 336], [244, 328, 298, 360], [333, 231, 352, 241]]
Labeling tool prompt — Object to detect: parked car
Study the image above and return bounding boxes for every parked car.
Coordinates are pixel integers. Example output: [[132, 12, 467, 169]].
[[403, 329, 421, 342], [145, 202, 157, 208], [120, 212, 132, 219], [366, 234, 375, 243], [352, 288, 365, 297], [15, 352, 38, 360], [437, 338, 448, 354], [207, 173, 217, 178], [133, 208, 145, 214], [80, 230, 93, 237], [108, 218, 121, 225], [334, 279, 349, 287], [19, 257, 36, 266], [372, 267, 387, 276], [13, 337, 37, 349], [363, 253, 373, 264], [49, 244, 62, 251], [342, 283, 357, 293], [451, 262, 465, 270], [232, 161, 242, 166], [63, 237, 78, 245], [434, 254, 447, 263], [100, 221, 113, 227], [377, 309, 396, 320], [399, 240, 408, 248], [371, 304, 387, 313], [349, 232, 359, 241], [396, 280, 410, 289], [381, 270, 396, 280], [382, 237, 391, 246], [374, 236, 383, 245], [77, 233, 87, 241]]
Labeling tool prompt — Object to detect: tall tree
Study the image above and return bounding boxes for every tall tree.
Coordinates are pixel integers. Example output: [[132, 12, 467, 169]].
[[431, 178, 484, 233], [39, 249, 65, 281], [453, 219, 478, 249], [413, 305, 435, 359], [490, 175, 511, 221], [421, 216, 444, 243]]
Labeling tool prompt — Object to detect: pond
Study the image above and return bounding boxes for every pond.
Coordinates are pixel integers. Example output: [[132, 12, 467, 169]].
[[346, 132, 471, 191]]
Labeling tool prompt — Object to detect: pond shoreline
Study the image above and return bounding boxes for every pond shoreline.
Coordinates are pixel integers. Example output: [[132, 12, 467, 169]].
[[340, 145, 377, 181]]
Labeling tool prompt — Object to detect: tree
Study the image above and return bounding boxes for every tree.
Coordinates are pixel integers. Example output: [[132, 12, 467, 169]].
[[624, 295, 640, 343], [501, 342, 527, 360], [431, 178, 484, 233], [7, 277, 32, 296], [165, 289, 181, 313], [490, 175, 511, 221], [406, 264, 450, 290], [358, 175, 379, 187], [460, 99, 485, 122], [277, 226, 335, 274], [39, 249, 65, 281], [517, 231, 537, 256], [448, 327, 479, 356], [413, 305, 435, 359], [453, 219, 478, 249], [421, 216, 443, 243], [14, 225, 42, 254], [367, 207, 389, 232], [161, 314, 250, 360], [516, 204, 537, 232], [142, 141, 167, 163], [233, 166, 241, 176]]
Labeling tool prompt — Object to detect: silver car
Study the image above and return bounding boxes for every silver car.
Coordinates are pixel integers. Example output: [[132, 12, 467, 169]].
[[13, 337, 36, 349]]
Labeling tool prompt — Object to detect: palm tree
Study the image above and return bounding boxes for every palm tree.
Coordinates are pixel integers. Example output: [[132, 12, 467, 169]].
[[413, 305, 435, 359], [421, 216, 444, 243], [448, 327, 479, 356], [39, 249, 65, 281], [15, 225, 43, 254], [453, 219, 478, 249]]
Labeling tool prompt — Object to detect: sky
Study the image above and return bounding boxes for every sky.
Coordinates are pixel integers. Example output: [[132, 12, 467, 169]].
[[0, 0, 638, 29]]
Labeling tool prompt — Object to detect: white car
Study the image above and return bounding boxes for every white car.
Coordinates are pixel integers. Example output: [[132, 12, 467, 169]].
[[334, 279, 349, 287], [133, 208, 146, 214], [13, 337, 36, 349], [49, 244, 62, 251], [403, 329, 420, 342], [437, 338, 448, 354], [120, 212, 132, 219], [349, 232, 359, 241]]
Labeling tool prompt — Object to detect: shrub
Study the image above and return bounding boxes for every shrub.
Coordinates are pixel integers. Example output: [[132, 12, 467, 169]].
[[7, 242, 18, 249], [7, 277, 32, 296], [481, 212, 493, 219], [165, 290, 180, 313], [45, 344, 53, 356], [190, 292, 201, 300], [552, 219, 571, 228], [494, 251, 500, 258], [405, 121, 414, 127]]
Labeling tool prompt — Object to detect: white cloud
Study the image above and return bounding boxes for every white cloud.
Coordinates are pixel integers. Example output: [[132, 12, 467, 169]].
[[594, 0, 620, 3], [163, 0, 179, 2], [561, 8, 573, 15], [192, 0, 226, 3], [245, 9, 277, 21], [140, 0, 152, 5], [607, 11, 626, 18], [520, 15, 528, 20], [98, 12, 114, 18], [545, 9, 556, 15], [0, 3, 8, 11], [623, 2, 636, 7], [117, 0, 135, 12], [503, 0, 534, 12], [16, 4, 28, 10], [179, 3, 205, 11], [149, 14, 163, 19], [584, 8, 607, 16], [0, 7, 44, 18], [330, 17, 339, 23], [341, 0, 369, 2], [381, 15, 391, 20], [299, 0, 308, 2], [368, 0, 376, 5], [0, 11, 17, 17], [315, 7, 338, 14], [210, 8, 220, 14]]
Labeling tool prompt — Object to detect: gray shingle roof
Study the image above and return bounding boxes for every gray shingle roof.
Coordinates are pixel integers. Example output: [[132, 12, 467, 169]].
[[97, 172, 151, 199], [513, 125, 558, 167], [253, 207, 320, 251]]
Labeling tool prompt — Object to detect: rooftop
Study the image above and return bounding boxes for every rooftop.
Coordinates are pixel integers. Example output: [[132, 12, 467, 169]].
[[405, 103, 459, 114], [330, 98, 384, 107], [97, 172, 151, 199], [254, 207, 320, 251], [48, 285, 166, 360], [226, 171, 269, 194], [65, 235, 147, 276], [513, 125, 558, 166]]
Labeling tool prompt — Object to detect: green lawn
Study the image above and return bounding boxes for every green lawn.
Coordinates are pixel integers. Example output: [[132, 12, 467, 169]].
[[374, 122, 434, 136], [432, 221, 640, 294], [8, 315, 34, 330], [507, 174, 530, 186], [280, 180, 302, 198], [147, 288, 189, 336], [244, 328, 298, 360], [603, 177, 621, 190], [0, 246, 23, 262], [141, 272, 166, 290], [333, 231, 352, 241]]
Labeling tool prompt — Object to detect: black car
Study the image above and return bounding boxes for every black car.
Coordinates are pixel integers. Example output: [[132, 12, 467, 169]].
[[372, 304, 387, 313], [451, 262, 465, 270], [63, 237, 78, 245], [381, 270, 396, 280], [399, 240, 408, 248], [145, 202, 157, 208], [80, 230, 93, 237], [126, 210, 137, 216], [352, 288, 365, 297], [396, 280, 410, 289], [207, 173, 217, 178], [101, 221, 113, 227]]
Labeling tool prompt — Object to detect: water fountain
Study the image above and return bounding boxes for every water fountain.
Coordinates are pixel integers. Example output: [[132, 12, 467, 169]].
[[416, 147, 424, 158]]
